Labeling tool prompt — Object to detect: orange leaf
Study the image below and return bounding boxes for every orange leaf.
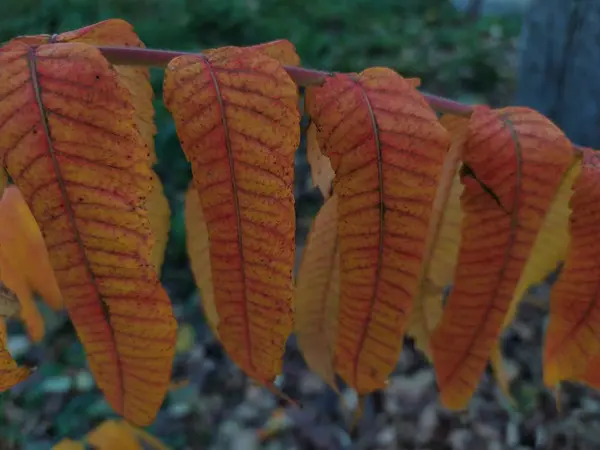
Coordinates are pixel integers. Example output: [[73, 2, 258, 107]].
[[306, 122, 334, 200], [0, 282, 31, 392], [205, 40, 301, 67], [0, 40, 177, 426], [544, 149, 600, 385], [0, 186, 63, 311], [407, 114, 468, 359], [164, 47, 299, 384], [294, 194, 340, 392], [430, 106, 574, 410], [305, 69, 450, 393], [9, 21, 170, 275], [184, 185, 219, 339]]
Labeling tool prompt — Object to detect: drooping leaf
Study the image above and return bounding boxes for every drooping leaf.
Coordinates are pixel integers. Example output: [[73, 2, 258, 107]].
[[148, 174, 171, 272], [491, 154, 581, 398], [294, 194, 340, 392], [430, 106, 575, 410], [184, 185, 219, 339], [306, 122, 334, 200], [0, 40, 177, 425], [0, 185, 63, 311], [10, 20, 171, 273], [407, 114, 467, 359], [543, 149, 600, 385], [0, 281, 31, 391], [305, 68, 450, 393], [0, 252, 44, 342], [164, 47, 299, 385]]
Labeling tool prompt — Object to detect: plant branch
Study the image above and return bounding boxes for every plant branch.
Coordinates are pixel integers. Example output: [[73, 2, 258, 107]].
[[97, 45, 475, 116], [96, 45, 583, 153]]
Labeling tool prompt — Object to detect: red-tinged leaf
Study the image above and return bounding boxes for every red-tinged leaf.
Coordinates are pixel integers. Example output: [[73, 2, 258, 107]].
[[491, 155, 581, 399], [164, 47, 299, 384], [184, 185, 219, 339], [430, 106, 575, 410], [306, 122, 334, 200], [0, 41, 177, 425], [305, 68, 450, 393], [11, 19, 157, 163], [407, 114, 468, 359], [544, 149, 600, 385], [294, 194, 340, 392]]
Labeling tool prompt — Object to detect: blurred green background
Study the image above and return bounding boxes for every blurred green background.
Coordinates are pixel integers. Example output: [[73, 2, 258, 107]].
[[0, 0, 524, 448]]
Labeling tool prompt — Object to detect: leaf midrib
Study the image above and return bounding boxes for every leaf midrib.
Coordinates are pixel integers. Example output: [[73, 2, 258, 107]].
[[202, 55, 255, 374], [26, 46, 124, 405], [352, 78, 385, 388]]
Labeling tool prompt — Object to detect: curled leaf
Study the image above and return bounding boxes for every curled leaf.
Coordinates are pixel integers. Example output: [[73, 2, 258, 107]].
[[184, 185, 219, 338], [306, 68, 450, 393], [306, 122, 334, 200], [295, 194, 340, 392], [148, 174, 171, 272], [430, 106, 574, 409]]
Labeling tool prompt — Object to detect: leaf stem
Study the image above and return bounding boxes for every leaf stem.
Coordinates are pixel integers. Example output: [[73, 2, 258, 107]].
[[96, 45, 583, 154], [96, 45, 474, 114]]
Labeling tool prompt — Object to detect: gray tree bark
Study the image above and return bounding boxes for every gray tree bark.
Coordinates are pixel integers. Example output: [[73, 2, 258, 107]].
[[515, 0, 600, 148]]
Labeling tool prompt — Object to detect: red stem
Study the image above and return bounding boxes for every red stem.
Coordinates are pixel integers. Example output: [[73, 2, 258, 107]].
[[97, 45, 475, 116], [97, 45, 584, 154]]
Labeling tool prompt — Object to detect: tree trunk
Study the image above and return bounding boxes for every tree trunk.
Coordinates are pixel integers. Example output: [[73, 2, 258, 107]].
[[515, 0, 600, 148]]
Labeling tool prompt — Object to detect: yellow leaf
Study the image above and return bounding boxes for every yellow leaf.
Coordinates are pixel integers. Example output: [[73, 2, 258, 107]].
[[492, 153, 581, 398], [407, 114, 467, 359], [0, 281, 31, 392], [294, 194, 340, 392], [430, 106, 574, 410], [87, 420, 142, 450], [543, 149, 600, 385], [51, 439, 85, 450], [0, 185, 63, 312], [148, 174, 171, 272], [306, 122, 334, 200], [184, 186, 219, 339]]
